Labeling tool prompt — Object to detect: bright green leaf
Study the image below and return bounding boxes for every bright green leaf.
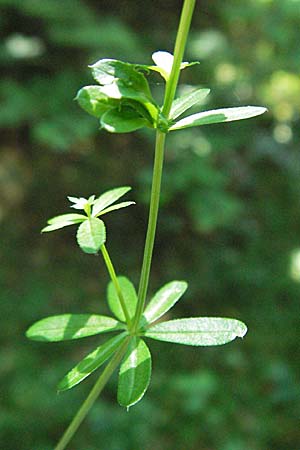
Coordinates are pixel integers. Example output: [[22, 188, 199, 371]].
[[47, 213, 87, 224], [92, 186, 131, 217], [76, 85, 118, 118], [26, 314, 124, 342], [76, 217, 106, 254], [98, 201, 135, 216], [144, 317, 247, 346], [107, 276, 138, 322], [58, 333, 128, 391], [42, 213, 87, 232], [170, 88, 210, 120], [101, 106, 149, 133], [117, 337, 152, 408], [141, 281, 188, 327], [169, 106, 267, 131]]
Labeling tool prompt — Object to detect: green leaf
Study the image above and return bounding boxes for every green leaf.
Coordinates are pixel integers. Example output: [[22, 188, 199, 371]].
[[100, 106, 149, 133], [58, 333, 128, 391], [107, 276, 138, 322], [170, 88, 210, 120], [169, 106, 267, 131], [144, 317, 247, 346], [26, 314, 124, 342], [42, 213, 87, 232], [76, 85, 118, 118], [117, 337, 152, 408], [92, 186, 131, 217], [47, 213, 87, 224], [98, 201, 135, 216], [141, 281, 188, 327], [89, 59, 159, 123], [76, 217, 106, 254], [90, 59, 152, 97]]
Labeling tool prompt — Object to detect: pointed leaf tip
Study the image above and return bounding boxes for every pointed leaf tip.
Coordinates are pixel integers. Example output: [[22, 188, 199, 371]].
[[170, 106, 267, 131], [144, 317, 247, 346], [118, 337, 152, 408], [92, 186, 132, 217]]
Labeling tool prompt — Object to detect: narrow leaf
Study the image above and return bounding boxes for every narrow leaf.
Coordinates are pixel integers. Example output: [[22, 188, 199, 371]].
[[107, 276, 138, 322], [58, 333, 128, 391], [92, 186, 131, 217], [76, 217, 106, 254], [169, 106, 267, 131], [26, 314, 124, 342], [144, 317, 247, 346], [118, 337, 152, 408], [76, 85, 118, 118], [47, 213, 87, 224], [100, 106, 149, 133], [42, 213, 87, 232], [141, 281, 188, 327], [97, 201, 135, 217], [170, 88, 210, 120]]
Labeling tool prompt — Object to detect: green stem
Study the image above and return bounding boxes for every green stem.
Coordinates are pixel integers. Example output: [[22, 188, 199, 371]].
[[163, 0, 196, 118], [133, 131, 166, 327], [101, 244, 132, 328], [133, 0, 196, 329], [54, 337, 130, 450]]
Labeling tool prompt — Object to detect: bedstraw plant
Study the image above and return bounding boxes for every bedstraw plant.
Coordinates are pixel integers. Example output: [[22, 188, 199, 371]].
[[26, 1, 266, 448]]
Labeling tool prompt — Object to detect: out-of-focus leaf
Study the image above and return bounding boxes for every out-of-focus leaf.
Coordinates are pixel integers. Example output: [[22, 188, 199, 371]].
[[169, 106, 267, 130], [98, 201, 135, 216], [144, 317, 247, 346], [141, 281, 188, 327], [92, 186, 131, 217], [26, 314, 124, 342], [117, 337, 151, 408], [76, 217, 106, 254], [170, 88, 210, 120], [58, 333, 128, 391], [42, 213, 87, 232], [107, 276, 138, 322]]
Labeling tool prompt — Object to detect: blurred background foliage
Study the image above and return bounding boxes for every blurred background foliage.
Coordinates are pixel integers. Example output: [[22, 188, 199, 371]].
[[1, 0, 300, 449]]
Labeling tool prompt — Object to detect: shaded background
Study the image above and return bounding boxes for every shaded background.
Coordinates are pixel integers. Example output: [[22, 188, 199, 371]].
[[1, 0, 300, 449]]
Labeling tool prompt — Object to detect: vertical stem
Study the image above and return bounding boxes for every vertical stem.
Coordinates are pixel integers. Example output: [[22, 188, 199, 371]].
[[54, 337, 130, 450], [101, 244, 132, 328], [133, 0, 196, 329], [134, 131, 166, 327], [162, 0, 196, 118]]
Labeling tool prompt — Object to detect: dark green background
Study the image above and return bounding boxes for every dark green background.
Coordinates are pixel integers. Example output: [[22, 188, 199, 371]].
[[1, 1, 299, 449]]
